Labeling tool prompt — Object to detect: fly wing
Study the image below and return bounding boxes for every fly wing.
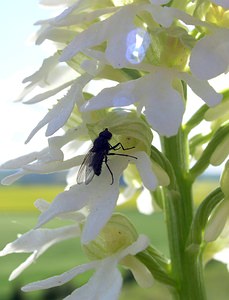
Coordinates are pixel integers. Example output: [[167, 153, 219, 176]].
[[77, 151, 95, 185]]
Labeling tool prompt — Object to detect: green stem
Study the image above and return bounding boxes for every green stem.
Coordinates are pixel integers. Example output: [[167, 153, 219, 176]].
[[160, 126, 207, 300]]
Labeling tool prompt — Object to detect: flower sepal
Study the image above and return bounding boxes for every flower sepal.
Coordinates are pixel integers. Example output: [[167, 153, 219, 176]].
[[136, 246, 175, 287]]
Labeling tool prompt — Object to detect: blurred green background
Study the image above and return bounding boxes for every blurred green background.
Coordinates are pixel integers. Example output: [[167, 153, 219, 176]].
[[0, 180, 228, 299]]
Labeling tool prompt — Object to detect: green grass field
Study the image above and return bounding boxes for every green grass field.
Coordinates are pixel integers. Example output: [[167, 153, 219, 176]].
[[0, 183, 228, 299]]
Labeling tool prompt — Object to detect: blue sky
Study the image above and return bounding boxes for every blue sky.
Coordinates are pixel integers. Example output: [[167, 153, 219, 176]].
[[0, 2, 56, 164], [1, 1, 51, 79]]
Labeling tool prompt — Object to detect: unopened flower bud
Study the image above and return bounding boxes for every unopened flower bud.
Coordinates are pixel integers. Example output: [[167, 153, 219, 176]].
[[83, 214, 138, 260], [204, 199, 229, 242], [210, 135, 229, 166], [220, 160, 229, 196]]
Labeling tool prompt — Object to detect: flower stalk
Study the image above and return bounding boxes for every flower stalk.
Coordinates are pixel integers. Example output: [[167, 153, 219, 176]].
[[161, 124, 207, 300]]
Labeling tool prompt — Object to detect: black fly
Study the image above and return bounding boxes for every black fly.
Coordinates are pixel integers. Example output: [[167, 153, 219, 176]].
[[77, 128, 137, 185]]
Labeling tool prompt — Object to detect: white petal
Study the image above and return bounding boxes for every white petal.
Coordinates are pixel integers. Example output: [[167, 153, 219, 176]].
[[36, 185, 90, 228], [152, 161, 170, 186], [104, 6, 141, 68], [130, 258, 153, 288], [60, 20, 109, 62], [81, 157, 129, 243], [190, 30, 229, 80], [117, 235, 149, 261], [60, 5, 141, 64], [23, 155, 84, 173], [9, 252, 39, 281], [42, 1, 81, 25], [142, 72, 185, 136], [50, 7, 119, 27], [64, 260, 122, 300], [146, 5, 175, 28], [0, 225, 80, 256], [117, 185, 137, 205], [204, 200, 229, 242], [82, 71, 185, 136], [181, 73, 222, 106], [23, 80, 74, 104], [2, 226, 80, 280], [39, 0, 69, 7], [136, 188, 154, 215], [22, 53, 59, 84], [34, 199, 86, 222], [25, 84, 78, 143], [214, 248, 229, 266], [82, 183, 119, 244], [1, 170, 28, 185], [37, 156, 129, 243], [121, 255, 153, 288], [81, 80, 136, 112], [135, 152, 158, 191], [22, 261, 98, 292], [34, 199, 50, 212], [47, 127, 84, 161], [0, 151, 46, 169]]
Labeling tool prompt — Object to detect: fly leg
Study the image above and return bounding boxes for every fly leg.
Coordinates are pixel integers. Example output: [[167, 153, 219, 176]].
[[104, 155, 114, 185], [109, 142, 135, 151]]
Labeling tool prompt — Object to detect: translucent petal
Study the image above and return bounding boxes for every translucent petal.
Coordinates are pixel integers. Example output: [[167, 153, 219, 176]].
[[190, 31, 229, 80], [49, 7, 119, 27], [22, 156, 83, 173], [23, 80, 74, 104], [36, 185, 91, 228], [146, 5, 175, 28], [82, 71, 185, 136], [121, 255, 153, 288], [1, 171, 28, 185], [135, 152, 158, 191], [0, 225, 80, 280], [60, 20, 109, 62], [60, 5, 140, 63], [136, 188, 154, 215], [117, 235, 149, 259], [22, 53, 59, 85], [204, 200, 229, 242], [82, 157, 130, 243], [0, 225, 80, 255], [64, 261, 122, 300], [9, 252, 39, 281], [81, 81, 136, 112], [25, 82, 80, 143], [181, 73, 222, 106], [141, 72, 185, 137], [34, 199, 86, 222], [22, 261, 98, 292], [214, 248, 229, 267], [105, 7, 141, 68], [37, 156, 128, 243], [0, 151, 46, 169]]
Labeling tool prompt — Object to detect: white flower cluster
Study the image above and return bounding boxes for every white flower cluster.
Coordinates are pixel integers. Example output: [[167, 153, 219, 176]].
[[1, 0, 229, 298]]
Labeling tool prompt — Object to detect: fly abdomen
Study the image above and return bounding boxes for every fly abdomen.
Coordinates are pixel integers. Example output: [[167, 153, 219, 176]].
[[90, 152, 104, 176]]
